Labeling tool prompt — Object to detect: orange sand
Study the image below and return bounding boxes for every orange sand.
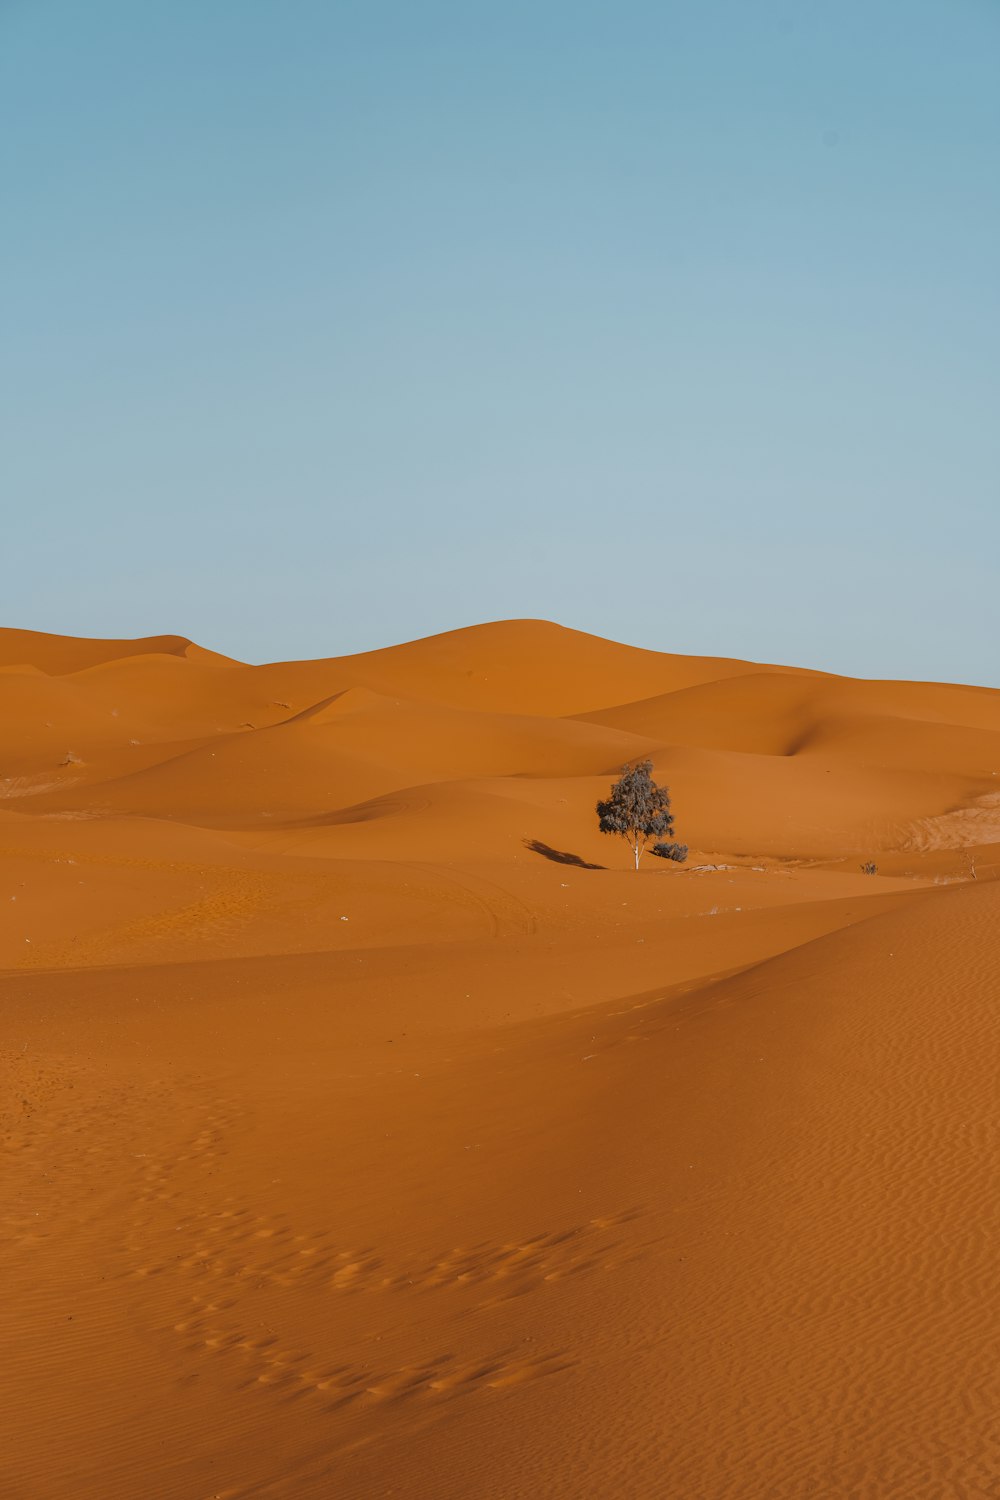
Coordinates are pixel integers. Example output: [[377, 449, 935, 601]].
[[2, 620, 998, 1498]]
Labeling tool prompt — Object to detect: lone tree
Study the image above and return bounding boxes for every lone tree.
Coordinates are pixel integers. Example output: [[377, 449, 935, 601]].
[[596, 759, 678, 870]]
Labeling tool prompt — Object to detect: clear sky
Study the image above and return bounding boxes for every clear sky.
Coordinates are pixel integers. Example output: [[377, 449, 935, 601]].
[[3, 1, 998, 681]]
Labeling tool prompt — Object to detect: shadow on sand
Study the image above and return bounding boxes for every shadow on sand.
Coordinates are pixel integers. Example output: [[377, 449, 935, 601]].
[[523, 839, 603, 870]]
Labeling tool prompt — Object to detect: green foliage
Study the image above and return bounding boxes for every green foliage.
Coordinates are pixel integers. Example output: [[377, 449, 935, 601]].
[[596, 760, 677, 870]]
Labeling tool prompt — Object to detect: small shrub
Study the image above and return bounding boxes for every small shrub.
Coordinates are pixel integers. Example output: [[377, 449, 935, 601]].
[[652, 841, 689, 863], [860, 860, 878, 875]]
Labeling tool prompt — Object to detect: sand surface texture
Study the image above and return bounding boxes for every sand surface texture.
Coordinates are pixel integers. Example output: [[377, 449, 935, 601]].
[[3, 620, 998, 1499]]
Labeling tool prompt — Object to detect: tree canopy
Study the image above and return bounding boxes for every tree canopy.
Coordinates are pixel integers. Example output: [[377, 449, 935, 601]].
[[596, 760, 678, 870]]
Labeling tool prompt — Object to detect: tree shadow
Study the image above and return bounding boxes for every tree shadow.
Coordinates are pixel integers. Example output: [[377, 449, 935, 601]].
[[523, 838, 603, 870]]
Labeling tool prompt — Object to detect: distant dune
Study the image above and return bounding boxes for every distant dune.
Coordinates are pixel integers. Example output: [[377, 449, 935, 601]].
[[2, 620, 998, 1498]]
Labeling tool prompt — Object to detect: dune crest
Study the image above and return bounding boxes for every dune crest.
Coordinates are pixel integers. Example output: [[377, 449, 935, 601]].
[[2, 619, 997, 1499], [0, 626, 240, 675]]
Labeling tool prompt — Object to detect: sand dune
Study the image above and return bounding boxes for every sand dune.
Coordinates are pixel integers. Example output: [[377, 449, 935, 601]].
[[2, 619, 998, 1498], [0, 627, 236, 675]]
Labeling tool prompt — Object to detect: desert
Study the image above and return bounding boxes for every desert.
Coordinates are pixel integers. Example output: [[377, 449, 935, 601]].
[[2, 617, 998, 1499]]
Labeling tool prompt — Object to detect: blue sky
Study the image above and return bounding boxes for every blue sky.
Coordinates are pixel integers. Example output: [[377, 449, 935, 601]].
[[3, 1, 998, 680]]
